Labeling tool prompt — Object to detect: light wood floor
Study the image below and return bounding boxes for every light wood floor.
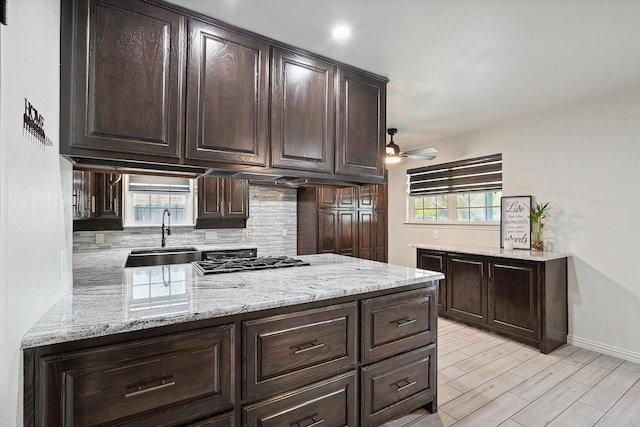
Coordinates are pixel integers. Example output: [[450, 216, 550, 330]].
[[383, 318, 640, 427]]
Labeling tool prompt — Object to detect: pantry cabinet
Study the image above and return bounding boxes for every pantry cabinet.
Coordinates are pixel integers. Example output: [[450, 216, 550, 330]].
[[60, 0, 387, 184], [298, 185, 387, 262], [417, 248, 567, 353]]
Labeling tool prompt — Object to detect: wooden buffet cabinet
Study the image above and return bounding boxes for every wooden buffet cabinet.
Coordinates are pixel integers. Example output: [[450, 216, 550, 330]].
[[24, 283, 437, 426], [417, 247, 568, 354]]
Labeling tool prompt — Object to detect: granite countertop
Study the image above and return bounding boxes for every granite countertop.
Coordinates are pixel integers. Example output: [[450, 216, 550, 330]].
[[22, 251, 443, 349], [409, 242, 570, 262]]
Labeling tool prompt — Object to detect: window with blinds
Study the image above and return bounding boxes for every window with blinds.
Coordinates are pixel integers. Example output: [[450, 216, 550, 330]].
[[124, 174, 195, 226], [407, 153, 502, 196], [406, 154, 502, 223]]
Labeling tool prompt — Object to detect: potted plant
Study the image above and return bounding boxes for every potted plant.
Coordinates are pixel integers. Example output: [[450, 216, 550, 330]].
[[529, 202, 550, 251]]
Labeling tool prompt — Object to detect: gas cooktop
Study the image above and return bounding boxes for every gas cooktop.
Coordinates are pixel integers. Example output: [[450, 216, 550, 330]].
[[192, 256, 310, 275]]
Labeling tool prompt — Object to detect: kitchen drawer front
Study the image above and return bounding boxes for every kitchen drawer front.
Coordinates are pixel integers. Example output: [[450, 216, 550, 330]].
[[243, 371, 357, 427], [187, 411, 235, 427], [243, 302, 357, 399], [361, 288, 436, 363], [361, 345, 436, 426], [38, 325, 234, 426]]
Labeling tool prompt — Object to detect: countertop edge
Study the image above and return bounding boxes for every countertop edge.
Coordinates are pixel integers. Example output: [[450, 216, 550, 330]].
[[409, 243, 570, 261]]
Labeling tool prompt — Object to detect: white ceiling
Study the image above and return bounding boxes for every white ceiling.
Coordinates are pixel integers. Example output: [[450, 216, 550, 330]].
[[169, 0, 640, 151]]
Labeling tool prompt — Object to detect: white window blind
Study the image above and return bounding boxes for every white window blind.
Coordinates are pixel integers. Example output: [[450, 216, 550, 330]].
[[407, 154, 502, 196]]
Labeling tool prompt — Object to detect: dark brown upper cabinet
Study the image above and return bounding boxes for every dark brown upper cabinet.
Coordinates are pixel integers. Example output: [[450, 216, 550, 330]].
[[61, 0, 387, 184], [186, 20, 269, 167], [61, 0, 185, 161], [270, 48, 336, 173], [73, 169, 123, 231], [336, 69, 386, 179], [196, 177, 249, 229]]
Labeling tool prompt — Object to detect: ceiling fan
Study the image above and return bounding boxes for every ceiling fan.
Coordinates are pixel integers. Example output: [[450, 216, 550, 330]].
[[385, 128, 437, 164]]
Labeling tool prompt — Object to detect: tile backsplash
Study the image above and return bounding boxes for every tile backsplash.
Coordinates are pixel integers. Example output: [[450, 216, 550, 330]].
[[73, 185, 297, 256]]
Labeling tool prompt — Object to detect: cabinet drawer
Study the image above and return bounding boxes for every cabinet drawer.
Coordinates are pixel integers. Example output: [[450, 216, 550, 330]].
[[243, 372, 357, 427], [243, 302, 357, 399], [187, 411, 234, 427], [361, 288, 436, 363], [39, 326, 233, 426], [361, 345, 436, 426]]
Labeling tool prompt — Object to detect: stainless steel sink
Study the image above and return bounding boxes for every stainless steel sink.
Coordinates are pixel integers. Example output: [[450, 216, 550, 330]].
[[125, 247, 202, 267]]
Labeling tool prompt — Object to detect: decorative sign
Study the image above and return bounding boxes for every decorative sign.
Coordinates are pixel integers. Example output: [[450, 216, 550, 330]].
[[500, 196, 532, 249], [23, 98, 53, 148]]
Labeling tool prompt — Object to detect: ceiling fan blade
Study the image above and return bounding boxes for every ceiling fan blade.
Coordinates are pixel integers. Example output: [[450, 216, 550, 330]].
[[404, 147, 438, 156], [405, 153, 437, 160]]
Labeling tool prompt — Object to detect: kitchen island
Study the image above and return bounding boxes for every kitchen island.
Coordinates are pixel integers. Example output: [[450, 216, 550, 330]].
[[23, 252, 442, 426]]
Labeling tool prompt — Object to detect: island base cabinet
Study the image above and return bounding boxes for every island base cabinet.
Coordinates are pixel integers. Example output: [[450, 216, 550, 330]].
[[35, 325, 234, 426], [361, 345, 436, 426], [242, 372, 357, 427]]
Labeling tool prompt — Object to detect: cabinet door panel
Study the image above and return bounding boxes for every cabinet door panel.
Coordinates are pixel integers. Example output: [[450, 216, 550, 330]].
[[68, 0, 184, 158], [318, 210, 338, 253], [373, 211, 387, 262], [198, 177, 224, 219], [358, 211, 374, 260], [489, 262, 539, 339], [417, 250, 446, 313], [337, 211, 356, 256], [448, 256, 487, 323], [271, 48, 335, 172], [336, 69, 385, 178], [186, 20, 268, 166], [224, 178, 249, 218]]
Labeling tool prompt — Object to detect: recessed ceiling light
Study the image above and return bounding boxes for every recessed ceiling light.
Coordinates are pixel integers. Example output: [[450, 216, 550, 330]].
[[332, 25, 351, 40]]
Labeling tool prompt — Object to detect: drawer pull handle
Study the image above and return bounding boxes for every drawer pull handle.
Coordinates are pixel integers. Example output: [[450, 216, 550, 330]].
[[292, 341, 325, 354], [125, 378, 175, 398], [394, 377, 417, 392], [290, 414, 325, 427], [391, 318, 417, 327]]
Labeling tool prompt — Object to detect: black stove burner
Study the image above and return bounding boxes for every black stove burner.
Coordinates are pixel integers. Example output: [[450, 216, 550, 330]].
[[192, 256, 310, 275]]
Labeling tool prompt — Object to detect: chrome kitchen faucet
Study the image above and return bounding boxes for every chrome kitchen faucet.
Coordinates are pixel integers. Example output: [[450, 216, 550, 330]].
[[161, 209, 171, 247]]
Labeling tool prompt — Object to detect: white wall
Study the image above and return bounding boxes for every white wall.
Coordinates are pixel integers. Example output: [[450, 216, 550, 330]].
[[0, 2, 71, 425], [388, 87, 640, 362]]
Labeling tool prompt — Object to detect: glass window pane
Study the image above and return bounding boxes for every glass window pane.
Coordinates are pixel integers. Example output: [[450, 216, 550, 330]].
[[414, 198, 424, 210], [456, 194, 469, 208], [489, 207, 501, 221], [436, 196, 447, 209], [469, 207, 486, 221], [437, 209, 448, 221], [423, 209, 437, 221], [414, 210, 424, 221], [457, 208, 470, 221], [469, 193, 485, 207], [424, 197, 436, 209]]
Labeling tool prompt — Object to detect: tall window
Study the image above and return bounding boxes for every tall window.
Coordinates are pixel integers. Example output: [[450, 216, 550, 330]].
[[124, 175, 195, 226], [407, 154, 502, 223]]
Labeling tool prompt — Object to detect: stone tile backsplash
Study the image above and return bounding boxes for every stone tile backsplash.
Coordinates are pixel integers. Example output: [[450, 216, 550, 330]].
[[73, 185, 298, 256]]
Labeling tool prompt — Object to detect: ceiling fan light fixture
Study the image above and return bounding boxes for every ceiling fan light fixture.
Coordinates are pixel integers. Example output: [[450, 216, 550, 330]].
[[385, 155, 401, 164], [386, 141, 400, 156]]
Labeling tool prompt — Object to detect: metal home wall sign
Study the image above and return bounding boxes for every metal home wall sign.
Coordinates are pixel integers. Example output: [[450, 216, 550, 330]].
[[23, 98, 53, 148], [500, 195, 532, 249]]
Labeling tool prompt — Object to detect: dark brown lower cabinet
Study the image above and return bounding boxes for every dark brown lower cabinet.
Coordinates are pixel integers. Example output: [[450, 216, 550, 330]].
[[243, 372, 357, 427], [447, 254, 487, 323], [417, 248, 567, 354], [25, 283, 437, 426], [416, 250, 446, 312]]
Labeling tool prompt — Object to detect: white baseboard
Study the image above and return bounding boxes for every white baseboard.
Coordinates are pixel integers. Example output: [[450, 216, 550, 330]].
[[568, 335, 640, 364]]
